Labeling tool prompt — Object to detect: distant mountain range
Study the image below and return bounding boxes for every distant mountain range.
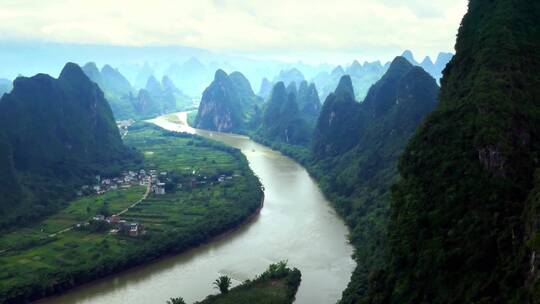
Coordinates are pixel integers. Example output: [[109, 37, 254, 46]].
[[82, 62, 192, 120], [256, 50, 450, 104], [0, 41, 452, 100], [401, 50, 453, 81]]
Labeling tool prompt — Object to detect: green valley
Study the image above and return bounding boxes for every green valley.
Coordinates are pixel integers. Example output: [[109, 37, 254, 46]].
[[0, 123, 263, 303]]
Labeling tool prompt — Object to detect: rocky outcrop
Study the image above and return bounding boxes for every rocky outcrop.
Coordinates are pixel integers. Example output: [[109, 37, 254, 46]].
[[195, 69, 261, 132]]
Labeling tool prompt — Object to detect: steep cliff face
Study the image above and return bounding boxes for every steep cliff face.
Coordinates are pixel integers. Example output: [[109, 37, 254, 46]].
[[195, 69, 261, 132], [364, 0, 540, 303], [133, 89, 162, 118]]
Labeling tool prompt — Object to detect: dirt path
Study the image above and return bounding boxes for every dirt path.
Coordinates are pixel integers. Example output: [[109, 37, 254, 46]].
[[117, 181, 152, 216], [47, 181, 152, 238]]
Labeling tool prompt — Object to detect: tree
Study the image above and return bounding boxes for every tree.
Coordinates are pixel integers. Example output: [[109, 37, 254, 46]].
[[166, 297, 186, 304], [213, 275, 232, 294]]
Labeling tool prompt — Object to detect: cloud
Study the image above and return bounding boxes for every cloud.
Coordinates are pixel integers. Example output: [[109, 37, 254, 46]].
[[0, 0, 468, 60]]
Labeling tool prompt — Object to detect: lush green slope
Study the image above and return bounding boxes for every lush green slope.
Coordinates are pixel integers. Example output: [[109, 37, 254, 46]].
[[362, 0, 540, 303], [195, 70, 262, 132], [0, 131, 21, 214], [82, 62, 137, 119], [312, 75, 363, 158], [193, 262, 301, 304], [0, 123, 264, 303], [0, 63, 139, 228], [308, 57, 439, 303], [244, 58, 439, 303], [252, 82, 316, 146]]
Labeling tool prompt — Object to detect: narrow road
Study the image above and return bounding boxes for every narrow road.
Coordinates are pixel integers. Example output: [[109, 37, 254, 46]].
[[46, 180, 152, 237], [117, 180, 152, 216]]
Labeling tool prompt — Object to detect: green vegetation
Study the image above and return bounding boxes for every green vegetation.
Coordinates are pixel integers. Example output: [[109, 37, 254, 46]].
[[251, 82, 318, 146], [0, 62, 141, 229], [82, 62, 193, 120], [195, 69, 263, 132], [361, 1, 540, 303], [193, 262, 301, 304], [213, 276, 232, 294], [247, 58, 439, 303], [167, 297, 187, 304], [310, 59, 439, 304], [0, 123, 263, 303]]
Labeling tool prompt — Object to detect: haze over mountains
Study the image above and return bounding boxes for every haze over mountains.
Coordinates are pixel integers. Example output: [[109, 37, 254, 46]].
[[0, 41, 451, 101], [81, 62, 192, 120]]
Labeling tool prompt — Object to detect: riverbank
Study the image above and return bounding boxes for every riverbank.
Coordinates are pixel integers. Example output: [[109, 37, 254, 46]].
[[0, 123, 264, 304], [35, 113, 354, 304], [246, 131, 390, 304], [193, 262, 301, 304], [35, 194, 266, 304]]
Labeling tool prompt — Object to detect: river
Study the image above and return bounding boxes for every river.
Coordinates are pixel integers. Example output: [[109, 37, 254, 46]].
[[39, 112, 355, 304]]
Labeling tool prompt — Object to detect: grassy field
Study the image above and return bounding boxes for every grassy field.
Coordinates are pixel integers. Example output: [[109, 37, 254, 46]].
[[0, 123, 263, 303], [0, 186, 146, 252]]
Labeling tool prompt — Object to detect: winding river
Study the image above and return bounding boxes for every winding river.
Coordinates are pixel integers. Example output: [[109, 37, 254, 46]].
[[39, 112, 355, 304]]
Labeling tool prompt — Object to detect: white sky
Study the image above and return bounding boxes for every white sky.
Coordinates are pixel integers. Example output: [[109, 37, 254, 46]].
[[0, 0, 468, 63]]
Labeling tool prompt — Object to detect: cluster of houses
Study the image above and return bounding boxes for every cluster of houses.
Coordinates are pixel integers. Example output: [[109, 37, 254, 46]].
[[89, 214, 144, 237], [77, 169, 170, 196], [72, 167, 238, 239], [148, 169, 168, 195]]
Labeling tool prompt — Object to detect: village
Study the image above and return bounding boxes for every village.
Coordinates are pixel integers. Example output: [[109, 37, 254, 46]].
[[74, 168, 168, 237], [73, 168, 238, 238]]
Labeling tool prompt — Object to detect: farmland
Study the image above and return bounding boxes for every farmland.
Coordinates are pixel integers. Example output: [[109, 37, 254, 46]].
[[0, 123, 263, 303]]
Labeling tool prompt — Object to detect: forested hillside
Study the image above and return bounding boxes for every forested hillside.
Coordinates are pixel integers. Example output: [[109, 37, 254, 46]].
[[309, 57, 439, 303], [251, 81, 320, 146], [362, 0, 540, 303], [0, 63, 140, 228], [195, 70, 262, 132]]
